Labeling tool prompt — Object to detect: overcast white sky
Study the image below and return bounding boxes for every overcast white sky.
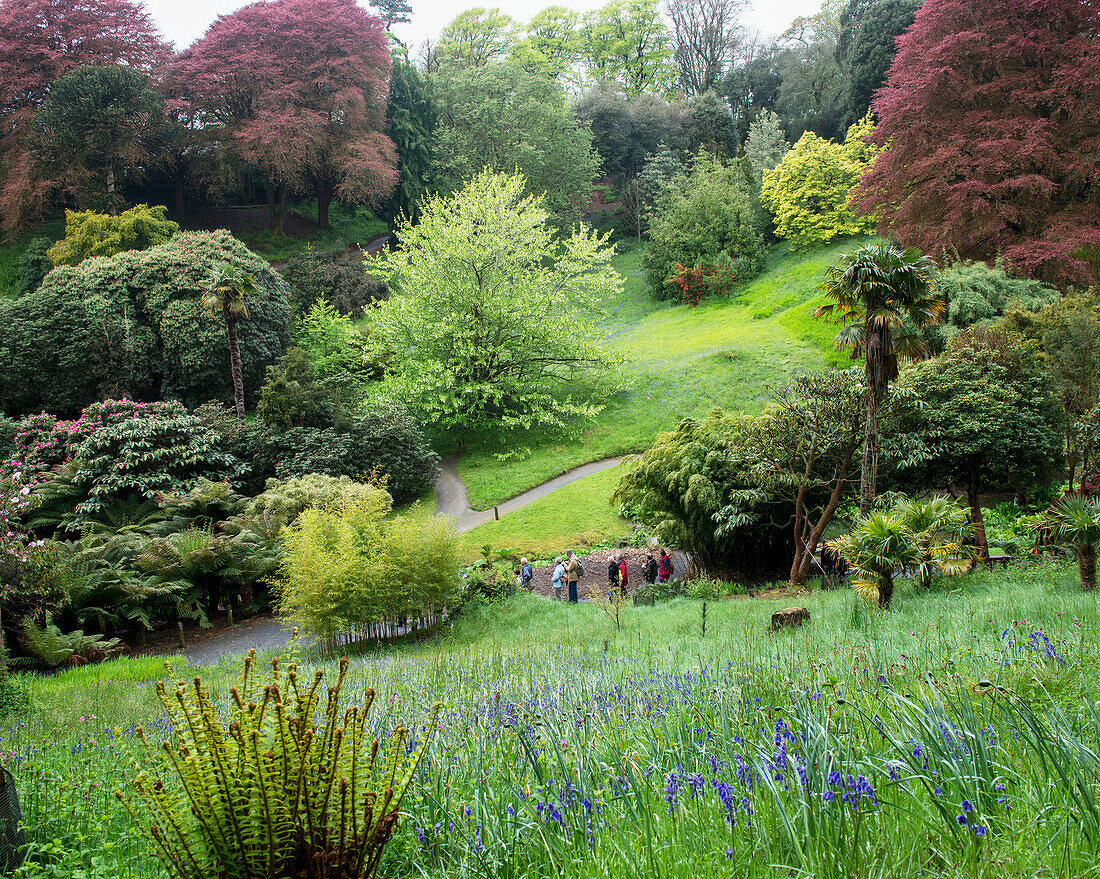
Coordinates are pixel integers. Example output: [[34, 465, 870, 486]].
[[145, 0, 820, 53]]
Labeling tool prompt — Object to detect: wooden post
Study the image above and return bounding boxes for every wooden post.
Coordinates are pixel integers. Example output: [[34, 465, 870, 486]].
[[494, 506, 500, 520], [176, 622, 186, 649]]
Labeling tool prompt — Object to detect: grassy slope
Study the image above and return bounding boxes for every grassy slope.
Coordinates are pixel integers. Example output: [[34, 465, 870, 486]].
[[12, 563, 1098, 879], [454, 239, 858, 510], [458, 466, 626, 563]]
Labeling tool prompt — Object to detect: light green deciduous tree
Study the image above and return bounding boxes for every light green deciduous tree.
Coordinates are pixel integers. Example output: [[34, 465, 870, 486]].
[[369, 170, 622, 433], [761, 115, 878, 249]]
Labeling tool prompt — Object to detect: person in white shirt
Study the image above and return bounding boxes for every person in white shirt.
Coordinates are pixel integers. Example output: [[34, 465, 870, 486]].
[[551, 557, 565, 600]]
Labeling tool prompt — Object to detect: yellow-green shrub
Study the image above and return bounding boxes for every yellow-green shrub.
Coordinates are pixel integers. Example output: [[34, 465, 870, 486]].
[[276, 496, 460, 646]]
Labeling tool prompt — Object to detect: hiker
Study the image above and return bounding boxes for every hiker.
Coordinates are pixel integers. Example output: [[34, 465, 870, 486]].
[[617, 555, 629, 595], [551, 557, 565, 600], [658, 549, 672, 583], [565, 549, 581, 604], [520, 557, 534, 591], [644, 552, 658, 586], [607, 556, 619, 595]]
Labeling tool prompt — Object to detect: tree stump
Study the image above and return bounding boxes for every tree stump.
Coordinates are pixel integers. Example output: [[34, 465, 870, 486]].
[[771, 607, 810, 630]]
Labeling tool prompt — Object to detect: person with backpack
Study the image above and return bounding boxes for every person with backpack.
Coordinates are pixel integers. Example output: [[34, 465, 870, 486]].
[[565, 550, 582, 604], [520, 557, 534, 591], [551, 557, 565, 600], [658, 550, 672, 583], [644, 553, 658, 586]]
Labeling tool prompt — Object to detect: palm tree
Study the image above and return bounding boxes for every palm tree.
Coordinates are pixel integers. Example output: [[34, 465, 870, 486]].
[[1041, 495, 1100, 590], [815, 243, 942, 515], [828, 511, 919, 609], [202, 263, 256, 422], [895, 496, 973, 590]]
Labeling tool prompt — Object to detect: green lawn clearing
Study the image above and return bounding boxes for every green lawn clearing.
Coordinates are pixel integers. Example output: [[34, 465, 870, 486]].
[[457, 466, 628, 563], [452, 238, 860, 510]]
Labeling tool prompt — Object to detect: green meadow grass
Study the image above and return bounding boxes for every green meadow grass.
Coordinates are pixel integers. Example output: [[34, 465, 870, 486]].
[[458, 467, 627, 563], [7, 561, 1100, 879], [452, 240, 858, 511]]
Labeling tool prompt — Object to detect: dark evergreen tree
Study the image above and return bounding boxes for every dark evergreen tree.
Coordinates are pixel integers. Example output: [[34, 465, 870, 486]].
[[381, 54, 437, 222], [837, 0, 920, 130]]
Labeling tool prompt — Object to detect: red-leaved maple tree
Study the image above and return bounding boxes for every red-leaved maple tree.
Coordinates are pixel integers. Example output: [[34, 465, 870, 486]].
[[173, 0, 397, 233], [0, 0, 170, 234], [855, 0, 1100, 287]]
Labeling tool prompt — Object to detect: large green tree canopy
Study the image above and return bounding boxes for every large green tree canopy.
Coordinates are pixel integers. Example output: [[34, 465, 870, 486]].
[[431, 61, 601, 222], [368, 170, 621, 433], [0, 230, 290, 416]]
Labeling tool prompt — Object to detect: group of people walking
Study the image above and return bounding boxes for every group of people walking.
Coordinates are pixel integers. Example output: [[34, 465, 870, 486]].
[[524, 548, 673, 603]]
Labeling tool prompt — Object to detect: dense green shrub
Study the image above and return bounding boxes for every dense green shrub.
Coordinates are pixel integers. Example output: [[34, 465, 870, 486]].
[[244, 473, 389, 523], [47, 205, 179, 266], [16, 236, 52, 296], [0, 230, 290, 416], [256, 348, 342, 431], [642, 154, 765, 300], [263, 408, 440, 506], [898, 329, 1064, 557], [282, 243, 387, 318], [293, 301, 363, 379], [21, 400, 241, 525], [613, 409, 794, 577], [941, 260, 1059, 328]]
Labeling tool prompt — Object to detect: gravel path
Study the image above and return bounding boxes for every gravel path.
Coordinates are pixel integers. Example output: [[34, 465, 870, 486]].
[[435, 455, 624, 533], [151, 613, 304, 666], [154, 455, 647, 663]]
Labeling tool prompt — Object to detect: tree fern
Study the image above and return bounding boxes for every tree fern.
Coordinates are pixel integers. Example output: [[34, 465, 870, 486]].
[[118, 633, 441, 879]]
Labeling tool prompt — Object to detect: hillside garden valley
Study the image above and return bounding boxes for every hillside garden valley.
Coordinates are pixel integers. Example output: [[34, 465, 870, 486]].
[[0, 0, 1097, 876]]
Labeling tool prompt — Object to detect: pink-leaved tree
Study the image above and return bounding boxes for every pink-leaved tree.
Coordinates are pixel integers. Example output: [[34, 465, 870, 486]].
[[173, 0, 397, 234], [855, 0, 1100, 287], [0, 0, 170, 235]]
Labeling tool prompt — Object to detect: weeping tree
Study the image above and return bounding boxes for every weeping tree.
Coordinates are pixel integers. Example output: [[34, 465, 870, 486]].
[[202, 263, 256, 422], [815, 242, 942, 515]]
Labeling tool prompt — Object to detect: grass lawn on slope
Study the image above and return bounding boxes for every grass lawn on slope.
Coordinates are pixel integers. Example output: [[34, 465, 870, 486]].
[[452, 238, 859, 511], [457, 466, 627, 563]]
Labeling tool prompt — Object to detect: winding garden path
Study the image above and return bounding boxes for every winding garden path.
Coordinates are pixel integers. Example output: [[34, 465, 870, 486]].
[[159, 456, 628, 663], [434, 455, 624, 533]]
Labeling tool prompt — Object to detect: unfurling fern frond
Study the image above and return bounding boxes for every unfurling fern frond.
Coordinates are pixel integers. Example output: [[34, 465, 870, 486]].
[[118, 630, 441, 879]]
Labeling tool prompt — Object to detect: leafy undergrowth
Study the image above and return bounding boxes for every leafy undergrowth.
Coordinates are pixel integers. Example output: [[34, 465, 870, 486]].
[[6, 561, 1100, 879], [452, 238, 860, 511]]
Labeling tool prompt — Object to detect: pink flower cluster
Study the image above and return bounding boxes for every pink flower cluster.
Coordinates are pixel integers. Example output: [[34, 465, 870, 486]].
[[1, 398, 186, 484]]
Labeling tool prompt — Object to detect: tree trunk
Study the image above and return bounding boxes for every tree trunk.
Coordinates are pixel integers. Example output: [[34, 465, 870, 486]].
[[968, 469, 989, 560], [317, 178, 333, 231], [225, 308, 245, 422], [859, 396, 878, 517], [106, 161, 117, 216], [271, 186, 287, 237], [1079, 544, 1097, 590], [878, 575, 894, 609], [789, 484, 808, 585]]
